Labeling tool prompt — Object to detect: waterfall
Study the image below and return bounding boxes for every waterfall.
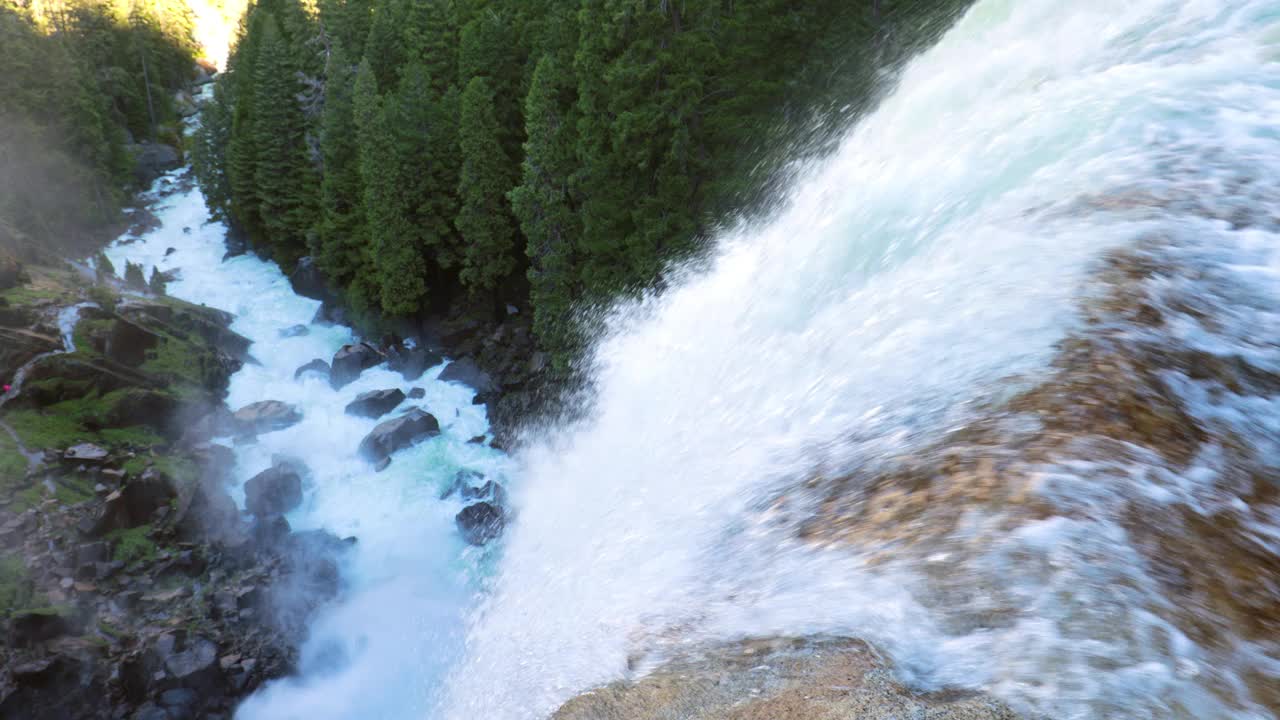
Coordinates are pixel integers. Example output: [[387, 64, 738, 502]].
[[108, 0, 1280, 718], [440, 1, 1280, 718]]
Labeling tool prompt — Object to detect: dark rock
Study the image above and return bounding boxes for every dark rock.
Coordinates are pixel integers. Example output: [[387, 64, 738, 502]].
[[438, 357, 496, 394], [165, 247, 177, 256], [467, 435, 486, 445], [456, 502, 504, 546], [8, 610, 73, 647], [10, 657, 59, 684], [103, 388, 180, 432], [386, 346, 442, 382], [374, 457, 391, 472], [244, 466, 303, 518], [294, 358, 330, 381], [223, 223, 250, 260], [407, 388, 426, 400], [76, 541, 109, 567], [232, 401, 302, 436], [356, 408, 440, 463], [311, 301, 347, 326], [344, 389, 405, 419], [278, 324, 309, 339], [160, 687, 197, 710], [89, 470, 176, 535], [149, 633, 221, 692], [329, 343, 385, 389], [287, 257, 334, 302], [104, 318, 161, 367], [251, 514, 291, 547], [130, 141, 181, 186]]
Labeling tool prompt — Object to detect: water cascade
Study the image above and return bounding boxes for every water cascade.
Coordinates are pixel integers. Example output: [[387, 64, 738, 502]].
[[110, 0, 1280, 718]]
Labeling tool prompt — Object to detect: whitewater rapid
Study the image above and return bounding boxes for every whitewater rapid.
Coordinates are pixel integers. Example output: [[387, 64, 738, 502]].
[[109, 0, 1280, 718], [106, 179, 513, 718], [440, 1, 1280, 719]]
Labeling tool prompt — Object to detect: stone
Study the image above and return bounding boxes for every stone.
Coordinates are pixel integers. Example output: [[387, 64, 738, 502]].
[[344, 388, 406, 419], [89, 470, 176, 535], [64, 443, 109, 464], [8, 610, 73, 647], [356, 409, 440, 463], [386, 346, 442, 382], [104, 318, 161, 367], [278, 324, 310, 338], [150, 633, 221, 691], [243, 465, 303, 518], [288, 256, 332, 302], [76, 541, 109, 567], [408, 387, 426, 399], [130, 141, 181, 186], [455, 502, 504, 546], [374, 457, 391, 472], [294, 358, 330, 381], [438, 356, 495, 394], [232, 400, 302, 436], [551, 637, 1022, 720], [329, 343, 385, 390]]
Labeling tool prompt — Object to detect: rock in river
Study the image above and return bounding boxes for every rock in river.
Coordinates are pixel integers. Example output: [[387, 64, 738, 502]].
[[244, 465, 303, 518], [233, 400, 302, 436], [357, 408, 440, 464], [330, 342, 385, 390], [344, 388, 406, 419], [294, 358, 330, 381], [455, 502, 504, 546]]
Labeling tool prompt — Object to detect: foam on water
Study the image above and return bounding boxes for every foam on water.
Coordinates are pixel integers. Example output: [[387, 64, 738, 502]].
[[107, 179, 513, 720], [112, 0, 1280, 717], [440, 1, 1280, 718]]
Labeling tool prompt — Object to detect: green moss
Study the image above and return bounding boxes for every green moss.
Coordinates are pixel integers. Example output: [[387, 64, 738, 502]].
[[3, 388, 167, 451], [51, 475, 95, 506], [107, 525, 157, 565], [0, 430, 28, 487]]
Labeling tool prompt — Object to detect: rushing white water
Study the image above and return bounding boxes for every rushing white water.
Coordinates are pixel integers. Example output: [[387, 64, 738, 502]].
[[439, 1, 1280, 719], [109, 0, 1280, 718], [106, 175, 513, 718]]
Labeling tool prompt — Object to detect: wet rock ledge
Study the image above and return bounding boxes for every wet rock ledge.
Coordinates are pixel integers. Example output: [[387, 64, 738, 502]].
[[553, 637, 1019, 720]]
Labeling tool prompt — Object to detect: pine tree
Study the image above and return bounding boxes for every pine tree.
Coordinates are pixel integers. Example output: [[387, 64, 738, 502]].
[[250, 15, 317, 261], [363, 0, 405, 90], [355, 59, 427, 315], [317, 41, 369, 288], [403, 0, 456, 93], [457, 76, 518, 297], [225, 10, 267, 237], [94, 252, 116, 283], [510, 55, 580, 365], [148, 266, 168, 295], [123, 261, 147, 291]]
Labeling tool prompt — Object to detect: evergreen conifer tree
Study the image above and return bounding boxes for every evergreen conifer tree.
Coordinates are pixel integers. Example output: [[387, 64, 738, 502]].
[[457, 76, 518, 297]]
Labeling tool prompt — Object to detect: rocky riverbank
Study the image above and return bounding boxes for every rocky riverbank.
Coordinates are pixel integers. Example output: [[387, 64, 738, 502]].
[[0, 263, 350, 719]]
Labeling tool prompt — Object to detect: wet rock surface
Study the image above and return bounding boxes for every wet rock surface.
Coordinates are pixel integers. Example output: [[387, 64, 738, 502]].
[[553, 637, 1020, 720], [356, 408, 440, 464], [344, 388, 405, 419], [232, 400, 302, 436], [329, 342, 385, 390]]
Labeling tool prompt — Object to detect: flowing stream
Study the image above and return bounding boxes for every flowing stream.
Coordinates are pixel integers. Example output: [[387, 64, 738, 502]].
[[111, 0, 1280, 718]]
